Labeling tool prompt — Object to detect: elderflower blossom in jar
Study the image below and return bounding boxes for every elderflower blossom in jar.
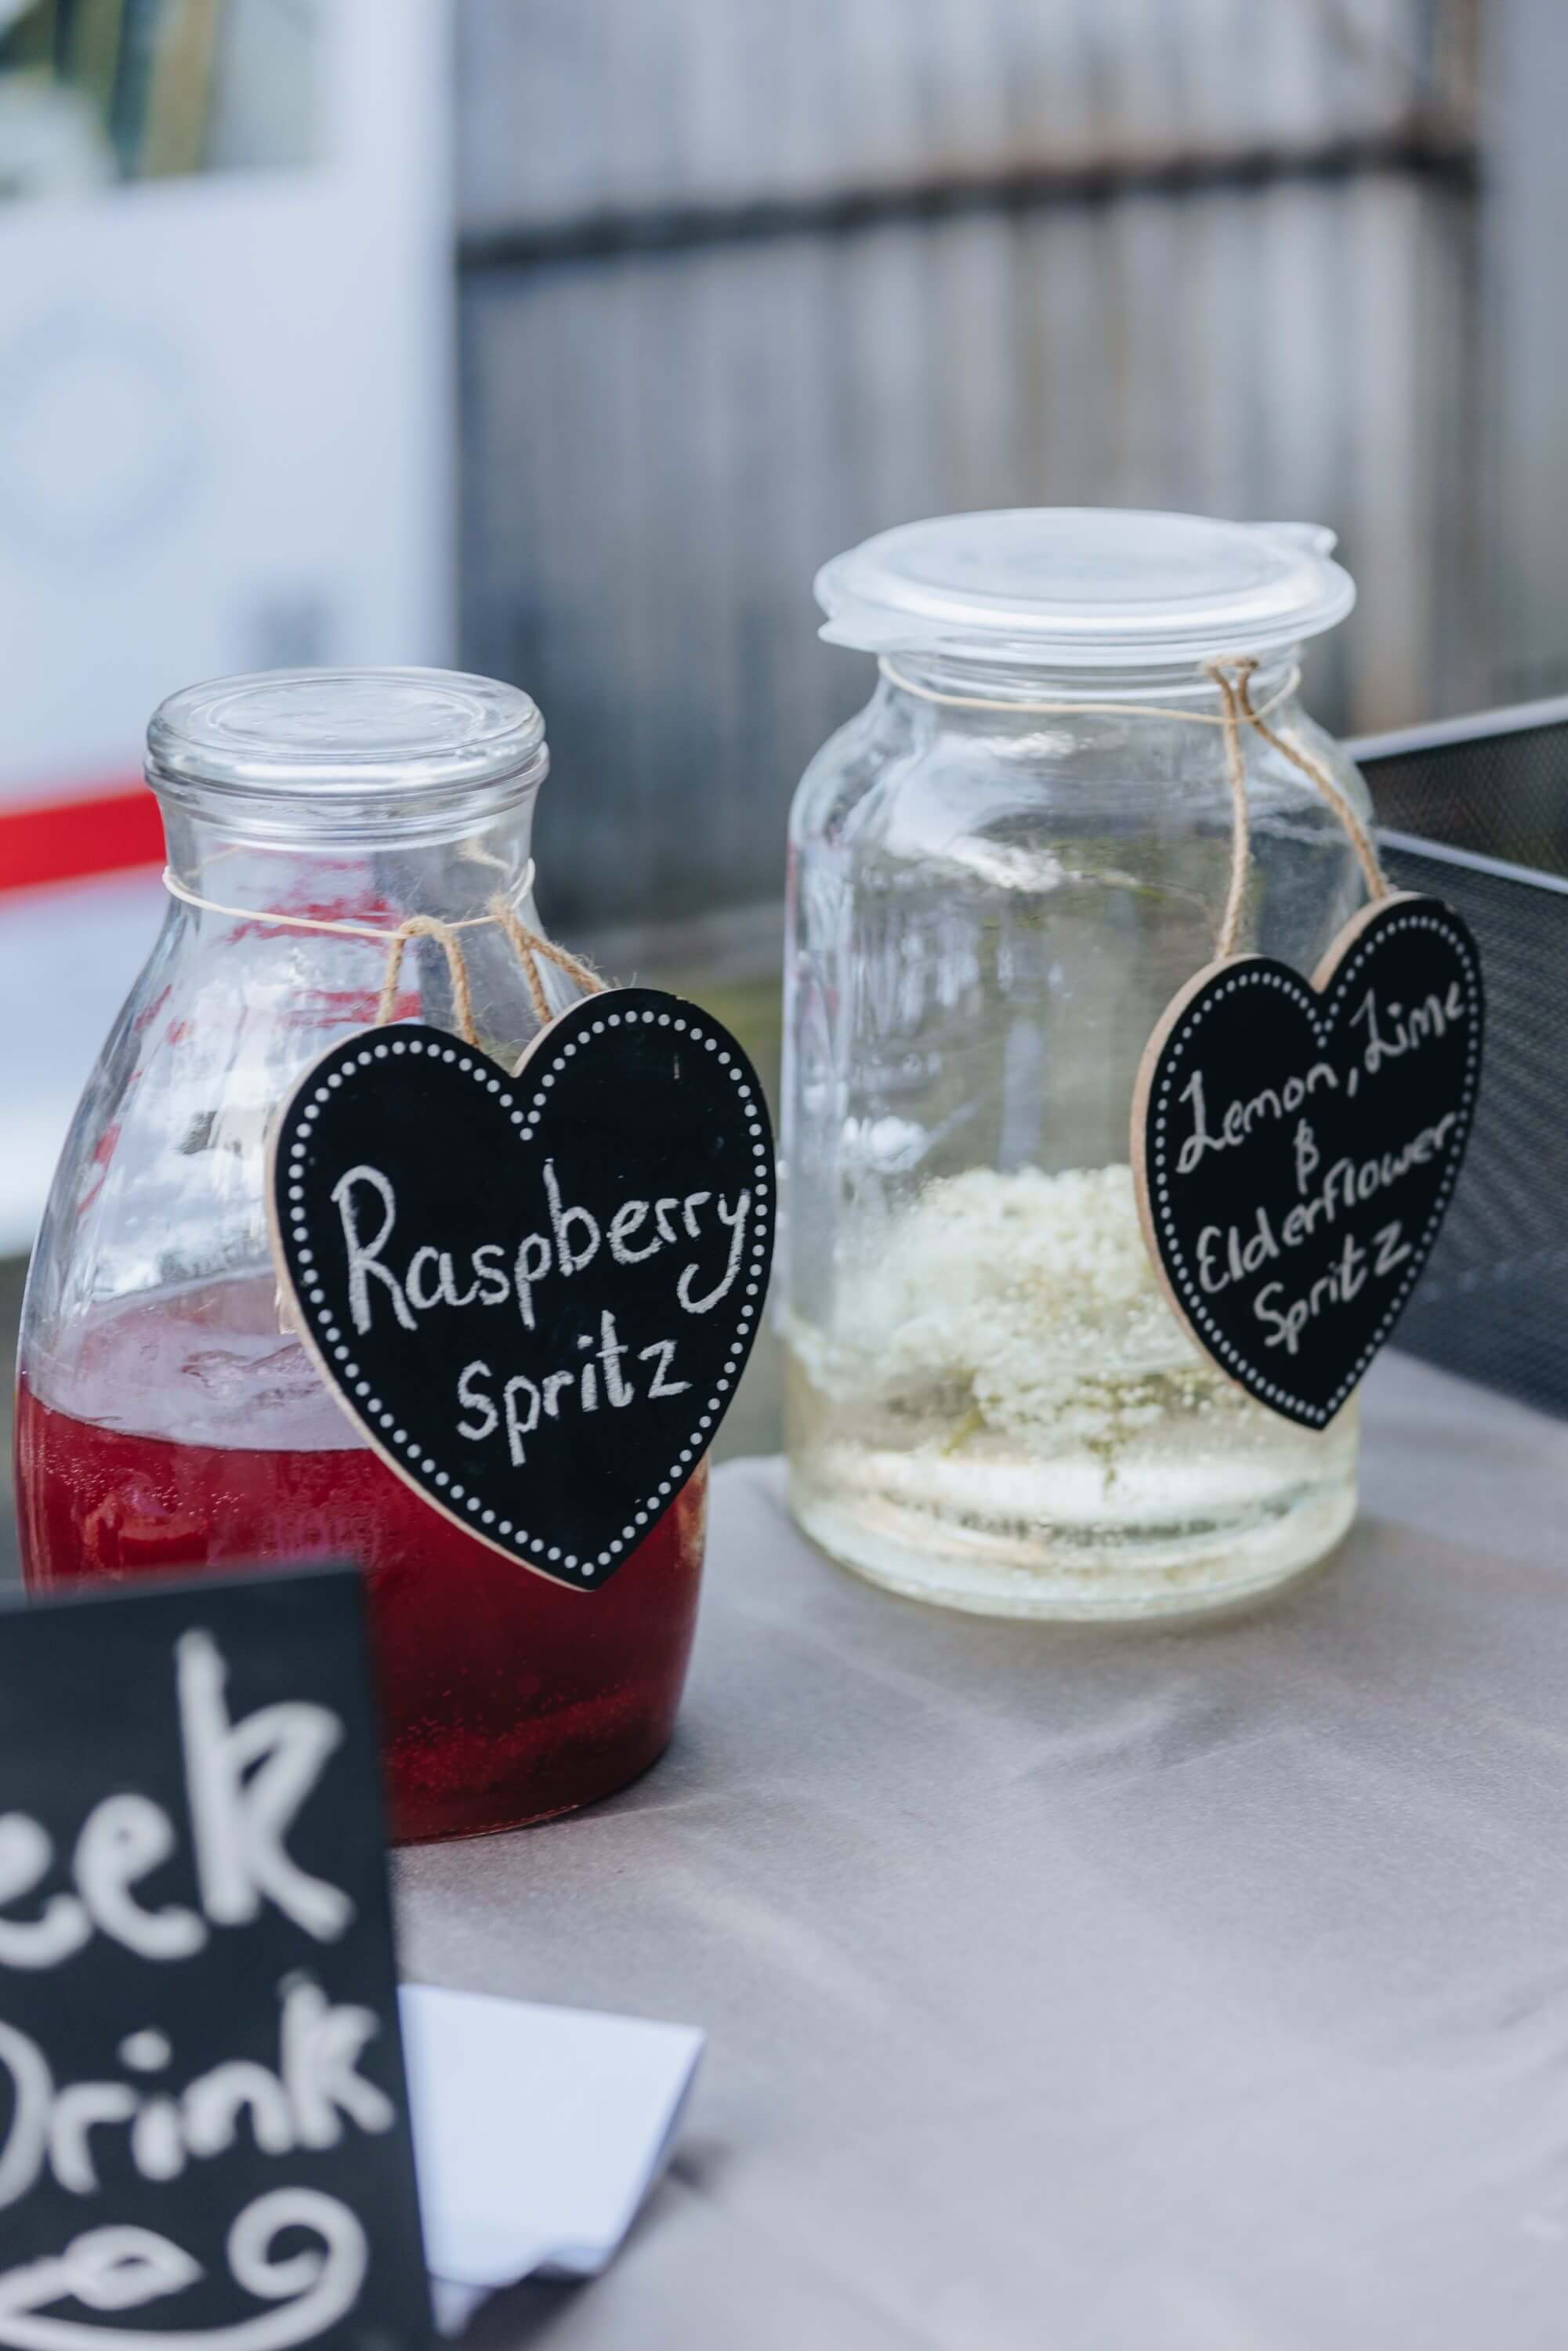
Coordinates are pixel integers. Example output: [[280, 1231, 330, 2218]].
[[781, 509, 1368, 1618]]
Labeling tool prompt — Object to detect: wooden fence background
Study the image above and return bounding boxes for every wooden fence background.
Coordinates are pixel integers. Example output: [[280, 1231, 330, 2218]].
[[454, 0, 1516, 927]]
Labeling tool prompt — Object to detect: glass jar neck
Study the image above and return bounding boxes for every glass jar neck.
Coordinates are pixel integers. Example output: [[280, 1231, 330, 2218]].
[[157, 783, 539, 928], [876, 647, 1302, 719]]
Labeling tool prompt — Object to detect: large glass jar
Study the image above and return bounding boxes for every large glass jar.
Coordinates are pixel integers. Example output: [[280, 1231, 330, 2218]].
[[782, 509, 1370, 1619], [15, 669, 706, 1840]]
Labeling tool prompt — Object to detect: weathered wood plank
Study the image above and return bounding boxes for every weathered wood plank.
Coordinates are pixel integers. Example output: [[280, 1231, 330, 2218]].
[[460, 177, 1478, 923]]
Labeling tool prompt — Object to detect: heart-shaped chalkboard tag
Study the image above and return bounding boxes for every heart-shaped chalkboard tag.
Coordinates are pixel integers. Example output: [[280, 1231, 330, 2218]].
[[267, 990, 774, 1588], [1132, 894, 1483, 1428]]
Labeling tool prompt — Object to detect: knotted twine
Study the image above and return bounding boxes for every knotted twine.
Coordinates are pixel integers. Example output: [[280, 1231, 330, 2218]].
[[161, 860, 606, 1056]]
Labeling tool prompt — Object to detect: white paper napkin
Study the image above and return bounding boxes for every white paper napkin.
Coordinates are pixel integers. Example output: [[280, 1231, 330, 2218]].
[[399, 1982, 704, 2325]]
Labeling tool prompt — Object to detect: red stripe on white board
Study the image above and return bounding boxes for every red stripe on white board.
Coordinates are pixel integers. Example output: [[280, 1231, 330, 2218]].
[[0, 784, 164, 897]]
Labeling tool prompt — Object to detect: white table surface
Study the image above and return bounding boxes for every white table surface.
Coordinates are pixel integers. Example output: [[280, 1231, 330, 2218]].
[[397, 1353, 1568, 2349]]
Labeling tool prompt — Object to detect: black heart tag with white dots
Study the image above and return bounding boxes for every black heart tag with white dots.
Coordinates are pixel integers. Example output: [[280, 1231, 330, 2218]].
[[267, 989, 774, 1588], [1132, 895, 1483, 1428]]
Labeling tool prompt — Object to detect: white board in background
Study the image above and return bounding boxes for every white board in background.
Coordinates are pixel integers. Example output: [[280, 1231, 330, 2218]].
[[0, 0, 453, 1252]]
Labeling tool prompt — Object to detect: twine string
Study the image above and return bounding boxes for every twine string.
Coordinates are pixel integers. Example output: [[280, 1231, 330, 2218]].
[[1204, 660, 1255, 963], [375, 915, 481, 1043], [879, 651, 1389, 959], [487, 892, 606, 1028], [162, 858, 606, 1054], [161, 864, 525, 940], [1228, 661, 1389, 910]]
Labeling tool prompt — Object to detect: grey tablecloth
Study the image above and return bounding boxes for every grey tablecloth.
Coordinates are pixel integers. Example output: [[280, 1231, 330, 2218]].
[[397, 1354, 1568, 2349]]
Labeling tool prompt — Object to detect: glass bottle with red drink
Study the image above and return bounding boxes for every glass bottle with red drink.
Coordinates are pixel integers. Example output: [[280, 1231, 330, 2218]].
[[14, 668, 707, 1842]]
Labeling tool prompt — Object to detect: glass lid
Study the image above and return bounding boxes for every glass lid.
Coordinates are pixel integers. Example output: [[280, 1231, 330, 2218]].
[[147, 667, 548, 803], [815, 508, 1356, 668]]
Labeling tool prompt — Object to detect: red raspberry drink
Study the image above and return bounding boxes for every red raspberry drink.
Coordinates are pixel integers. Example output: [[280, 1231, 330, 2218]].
[[16, 1274, 706, 1843]]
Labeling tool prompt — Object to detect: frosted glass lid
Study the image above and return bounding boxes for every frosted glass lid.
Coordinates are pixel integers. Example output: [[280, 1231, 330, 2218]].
[[147, 668, 547, 801], [815, 509, 1356, 668]]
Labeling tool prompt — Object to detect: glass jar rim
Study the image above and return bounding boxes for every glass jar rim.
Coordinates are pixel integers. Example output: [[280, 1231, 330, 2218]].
[[815, 507, 1356, 669], [146, 667, 549, 805]]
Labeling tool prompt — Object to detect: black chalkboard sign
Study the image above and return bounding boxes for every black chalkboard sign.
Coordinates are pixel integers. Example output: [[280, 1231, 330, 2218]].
[[0, 1567, 429, 2349], [1133, 894, 1483, 1427], [266, 991, 774, 1588]]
